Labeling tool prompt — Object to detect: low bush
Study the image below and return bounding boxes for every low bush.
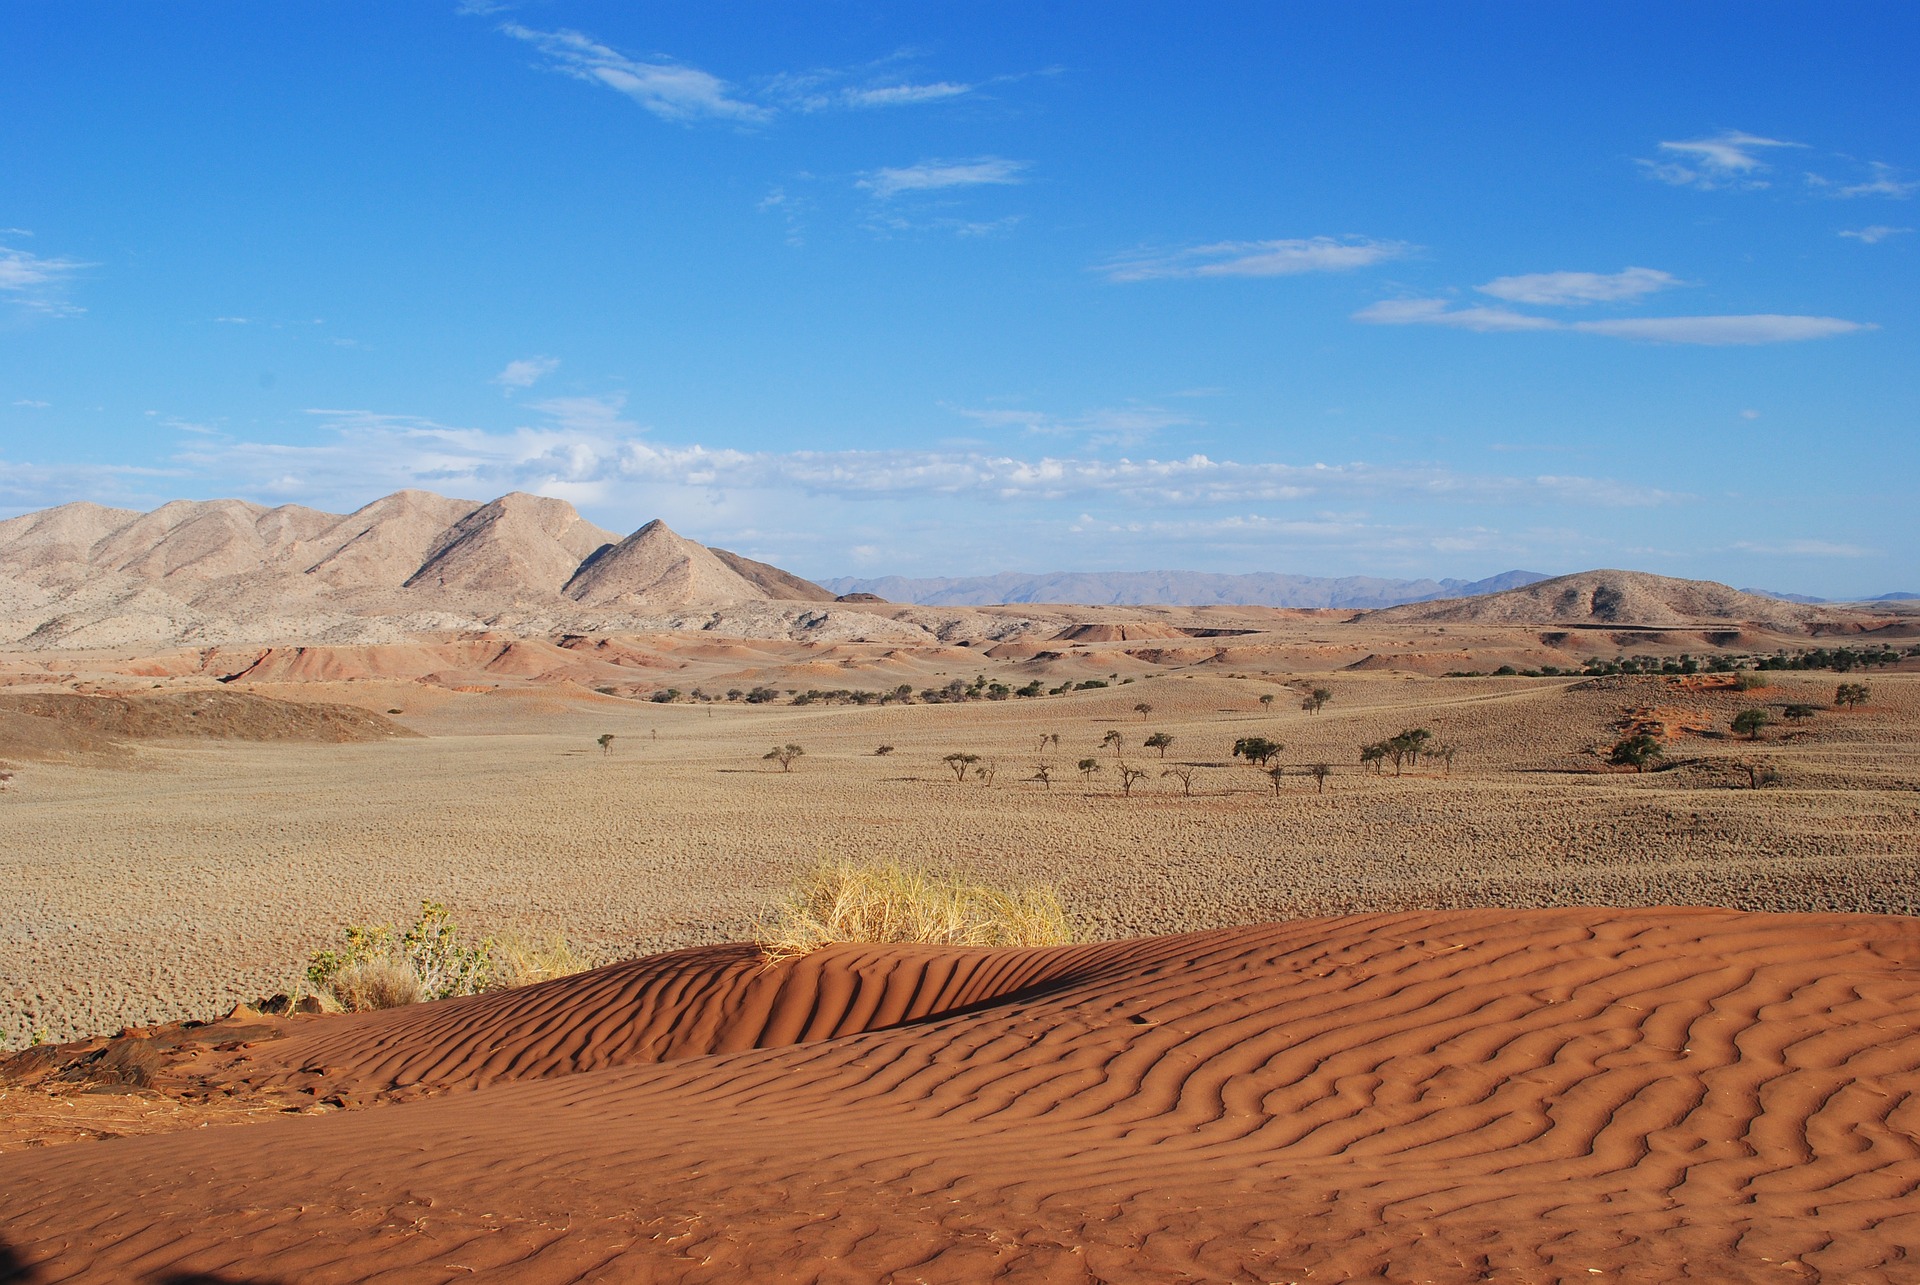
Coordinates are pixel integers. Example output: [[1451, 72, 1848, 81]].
[[305, 900, 586, 1012]]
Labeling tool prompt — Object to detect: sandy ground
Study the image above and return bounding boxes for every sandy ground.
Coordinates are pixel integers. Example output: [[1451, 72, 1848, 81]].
[[3, 909, 1917, 1283], [4, 667, 1915, 1047]]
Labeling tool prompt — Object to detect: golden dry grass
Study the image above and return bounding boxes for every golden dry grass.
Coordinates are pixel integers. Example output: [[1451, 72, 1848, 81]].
[[753, 859, 1072, 961]]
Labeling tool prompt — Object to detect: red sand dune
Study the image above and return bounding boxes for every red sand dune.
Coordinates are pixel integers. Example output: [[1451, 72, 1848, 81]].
[[3, 908, 1918, 1283]]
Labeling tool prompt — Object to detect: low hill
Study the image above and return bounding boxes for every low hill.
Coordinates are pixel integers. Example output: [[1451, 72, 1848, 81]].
[[0, 690, 413, 762], [1367, 568, 1821, 627]]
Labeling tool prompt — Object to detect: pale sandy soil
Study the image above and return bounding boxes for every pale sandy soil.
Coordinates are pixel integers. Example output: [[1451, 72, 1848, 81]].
[[4, 666, 1915, 1047]]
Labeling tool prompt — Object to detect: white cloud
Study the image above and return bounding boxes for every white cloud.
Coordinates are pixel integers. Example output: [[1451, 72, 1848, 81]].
[[493, 355, 560, 392], [859, 157, 1027, 198], [843, 82, 973, 108], [164, 404, 1675, 516], [0, 242, 92, 316], [1353, 298, 1557, 332], [1824, 162, 1917, 200], [1356, 299, 1870, 345], [1570, 314, 1870, 345], [501, 25, 768, 123], [12, 399, 50, 409], [1839, 225, 1912, 243], [1640, 130, 1805, 189], [1100, 236, 1410, 283], [1478, 267, 1680, 306]]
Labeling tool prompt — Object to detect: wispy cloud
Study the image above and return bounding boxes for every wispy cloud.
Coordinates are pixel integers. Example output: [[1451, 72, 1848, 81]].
[[1353, 299, 1556, 332], [1640, 130, 1806, 189], [1839, 225, 1911, 243], [858, 157, 1027, 198], [1811, 161, 1917, 200], [501, 24, 768, 123], [0, 240, 92, 317], [1357, 299, 1870, 344], [493, 355, 560, 392], [1478, 267, 1681, 306], [842, 81, 973, 108], [1571, 315, 1870, 344], [1099, 236, 1410, 283]]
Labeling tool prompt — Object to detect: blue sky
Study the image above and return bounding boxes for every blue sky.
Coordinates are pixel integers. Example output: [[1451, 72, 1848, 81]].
[[3, 3, 1915, 594]]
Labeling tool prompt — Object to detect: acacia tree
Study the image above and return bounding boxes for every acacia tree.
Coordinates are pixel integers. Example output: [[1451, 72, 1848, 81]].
[[1732, 708, 1770, 741], [1736, 761, 1780, 789], [1302, 687, 1332, 714], [974, 758, 1000, 787], [1037, 732, 1060, 754], [1360, 742, 1387, 774], [1259, 693, 1275, 711], [943, 752, 981, 783], [1232, 736, 1284, 768], [1077, 757, 1102, 785], [1783, 704, 1816, 723], [1264, 763, 1286, 795], [1030, 763, 1053, 789], [1835, 682, 1870, 708], [1161, 765, 1196, 796], [1308, 763, 1331, 793], [1102, 729, 1125, 757], [1609, 733, 1663, 773], [1432, 743, 1459, 775], [1117, 764, 1149, 796], [764, 744, 804, 772], [1134, 702, 1154, 722], [1144, 732, 1175, 758], [597, 733, 615, 756]]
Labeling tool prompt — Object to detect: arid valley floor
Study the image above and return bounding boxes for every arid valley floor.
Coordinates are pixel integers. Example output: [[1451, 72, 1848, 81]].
[[3, 581, 1919, 1282]]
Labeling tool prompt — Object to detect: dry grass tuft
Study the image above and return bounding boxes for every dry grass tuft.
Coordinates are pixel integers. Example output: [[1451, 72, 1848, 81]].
[[323, 957, 423, 1011], [755, 859, 1074, 962], [487, 930, 592, 988]]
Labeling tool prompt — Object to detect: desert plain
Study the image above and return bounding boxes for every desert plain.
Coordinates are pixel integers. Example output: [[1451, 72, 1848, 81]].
[[2, 498, 1919, 1282]]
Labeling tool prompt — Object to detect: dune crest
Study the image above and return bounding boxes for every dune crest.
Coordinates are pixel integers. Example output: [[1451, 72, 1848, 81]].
[[4, 908, 1917, 1282]]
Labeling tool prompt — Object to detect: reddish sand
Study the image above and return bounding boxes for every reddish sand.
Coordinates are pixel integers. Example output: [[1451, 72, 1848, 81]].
[[3, 908, 1918, 1283]]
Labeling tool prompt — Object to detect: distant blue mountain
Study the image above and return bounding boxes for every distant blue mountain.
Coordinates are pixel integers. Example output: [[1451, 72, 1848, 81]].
[[823, 568, 1552, 610]]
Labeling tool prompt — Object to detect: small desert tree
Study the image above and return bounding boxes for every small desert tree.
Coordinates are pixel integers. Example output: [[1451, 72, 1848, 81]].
[[1259, 693, 1275, 711], [1732, 708, 1770, 741], [1736, 760, 1780, 789], [1835, 682, 1870, 708], [1432, 743, 1458, 775], [1134, 702, 1153, 721], [1144, 731, 1175, 759], [1264, 763, 1286, 795], [1360, 742, 1388, 774], [1783, 704, 1816, 723], [1308, 762, 1331, 793], [1030, 763, 1053, 789], [1118, 764, 1149, 796], [764, 744, 805, 772], [1302, 687, 1332, 714], [1232, 736, 1284, 768], [943, 751, 981, 783], [1101, 728, 1125, 757], [1037, 732, 1060, 754], [1610, 733, 1663, 773], [597, 733, 615, 756], [975, 758, 1000, 787], [1161, 765, 1196, 796], [1077, 757, 1102, 785]]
